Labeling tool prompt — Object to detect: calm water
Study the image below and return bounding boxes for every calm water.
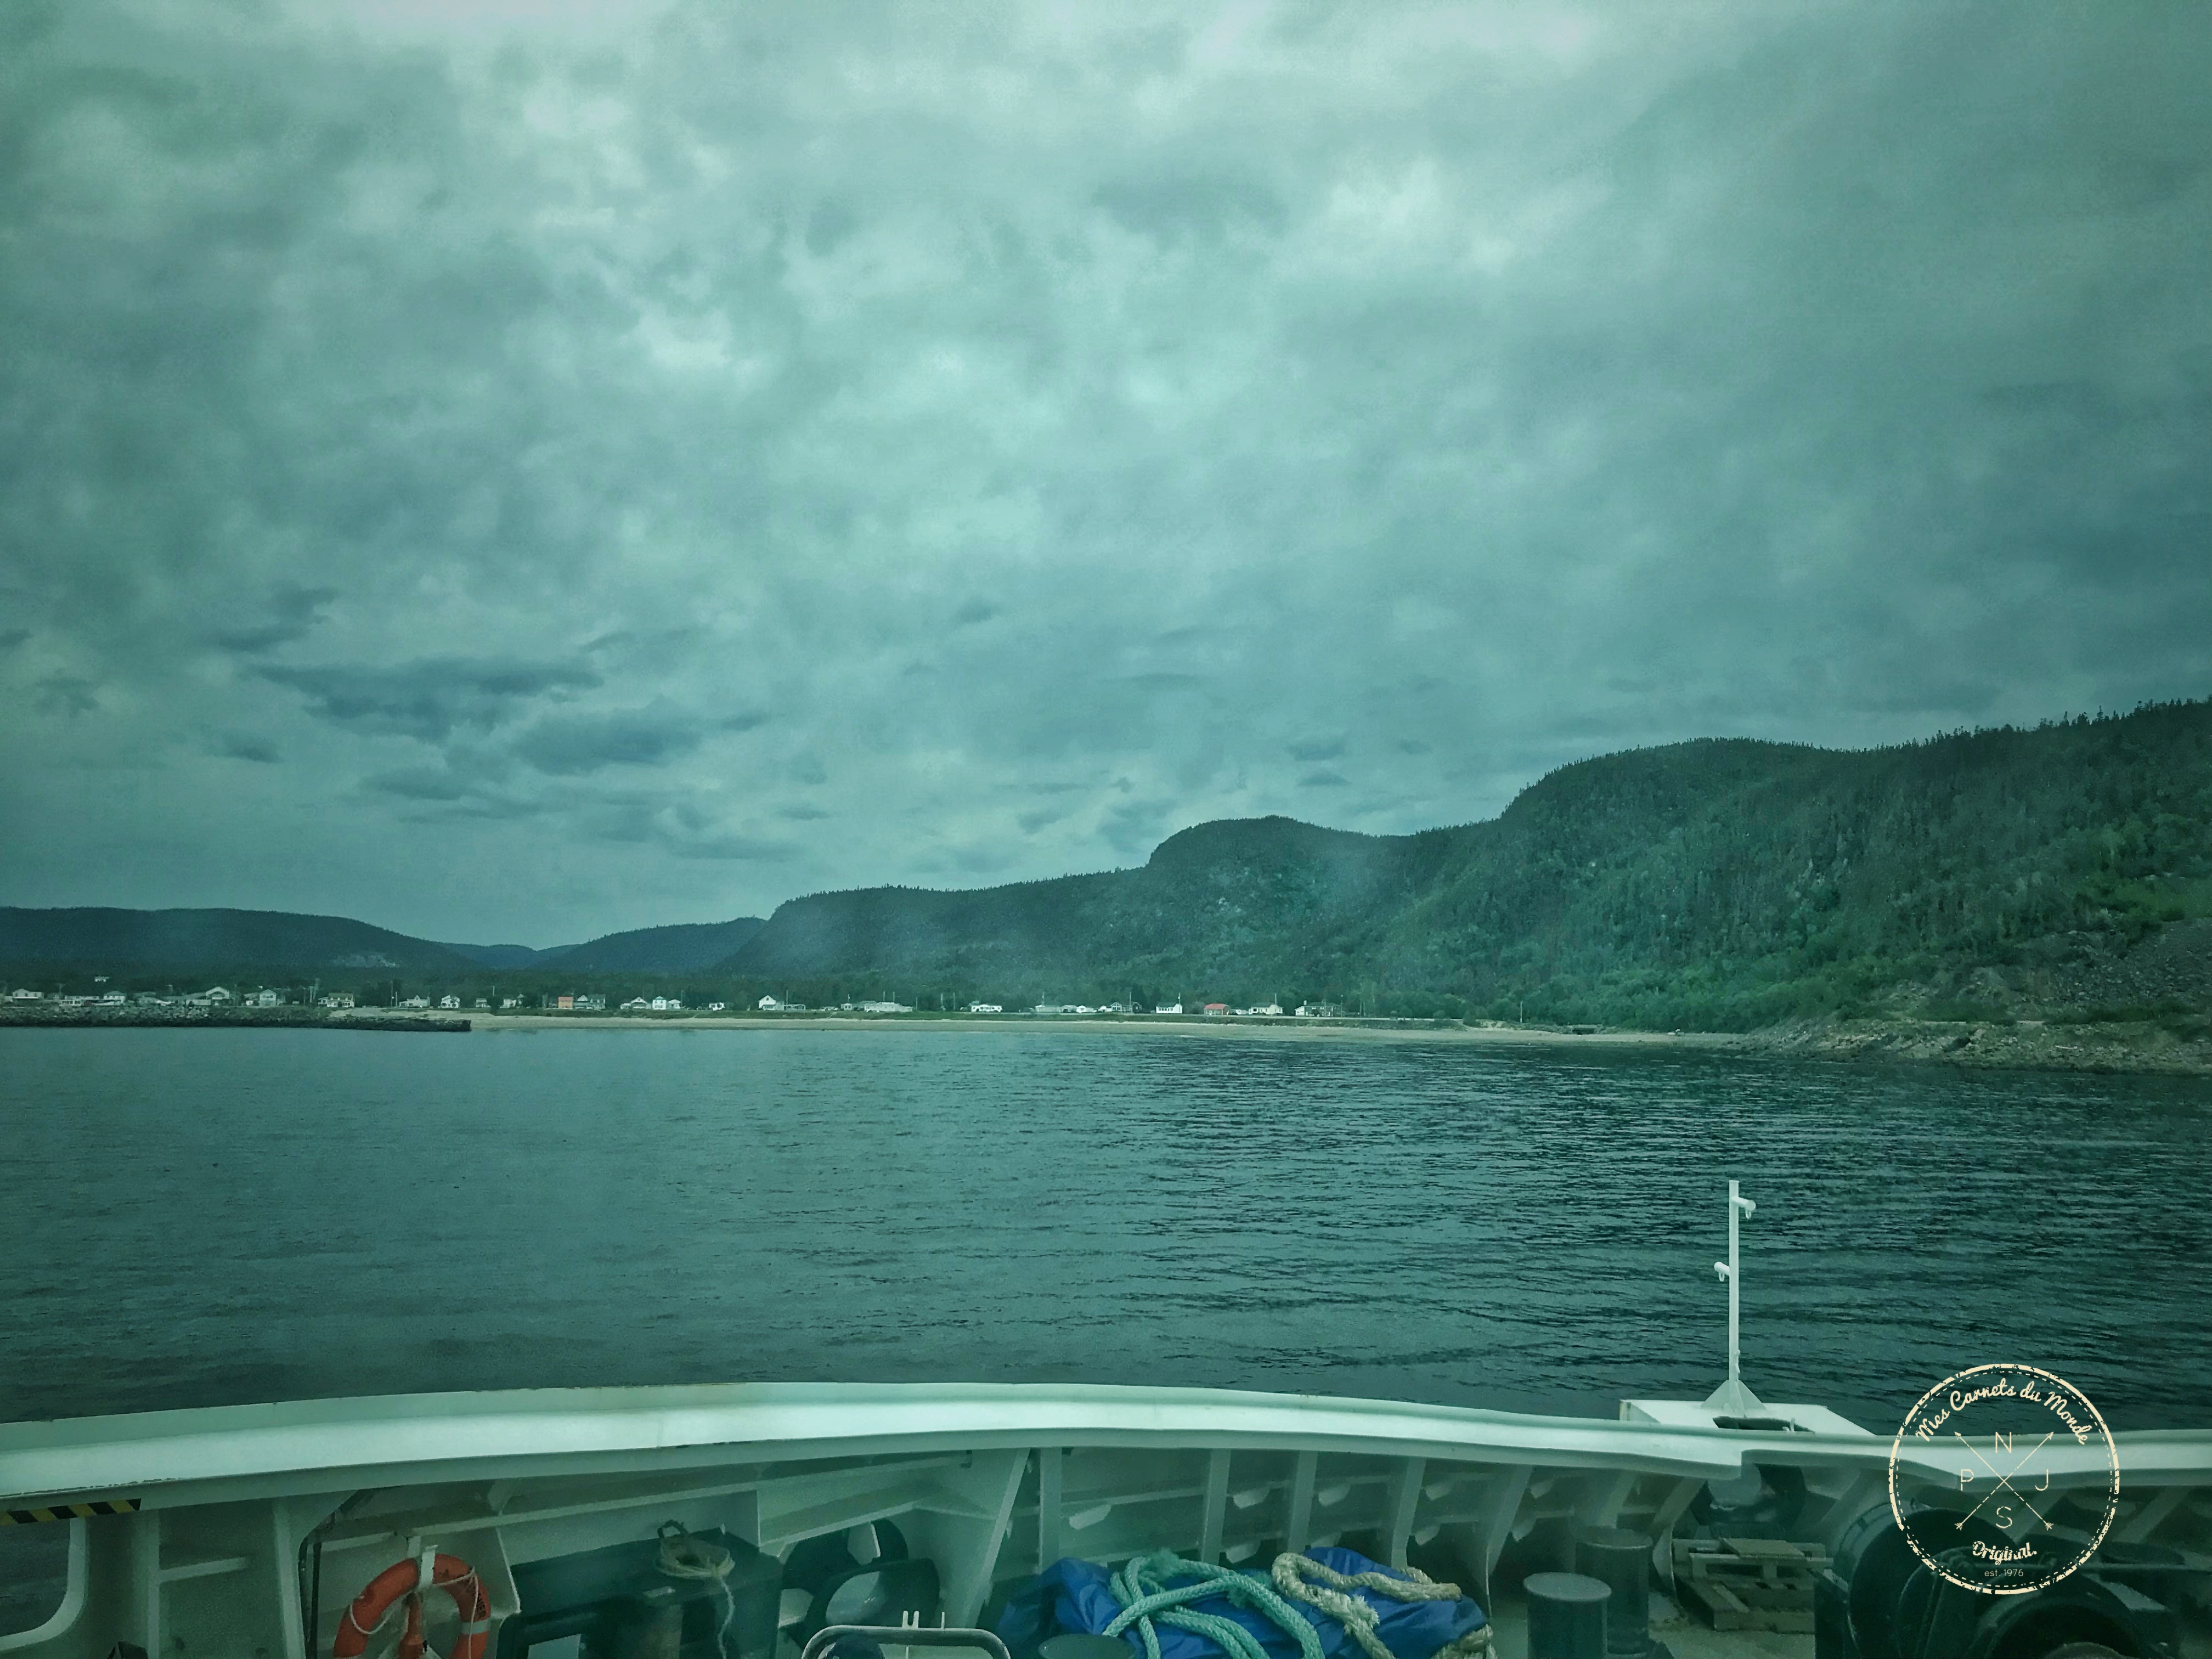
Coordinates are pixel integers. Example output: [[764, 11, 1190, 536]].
[[2, 1027, 2208, 1431]]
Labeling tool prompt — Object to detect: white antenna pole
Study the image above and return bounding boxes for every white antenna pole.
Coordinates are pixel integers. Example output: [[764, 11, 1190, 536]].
[[1703, 1180, 1763, 1415]]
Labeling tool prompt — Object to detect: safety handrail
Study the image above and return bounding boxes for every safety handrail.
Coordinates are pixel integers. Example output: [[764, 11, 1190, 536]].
[[800, 1624, 1014, 1659]]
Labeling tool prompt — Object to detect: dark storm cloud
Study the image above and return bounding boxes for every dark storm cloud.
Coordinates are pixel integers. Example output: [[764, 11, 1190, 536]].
[[35, 676, 98, 716], [208, 587, 339, 656], [257, 660, 601, 742], [0, 0, 2203, 942], [212, 733, 282, 764], [670, 832, 800, 862], [364, 766, 472, 802], [512, 707, 706, 775]]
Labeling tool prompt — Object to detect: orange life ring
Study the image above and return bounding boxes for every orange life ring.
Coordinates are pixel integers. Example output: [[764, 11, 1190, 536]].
[[331, 1550, 490, 1659]]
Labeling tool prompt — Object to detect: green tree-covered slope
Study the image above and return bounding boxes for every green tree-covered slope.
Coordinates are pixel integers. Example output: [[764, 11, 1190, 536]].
[[727, 702, 2212, 1024], [0, 906, 477, 974]]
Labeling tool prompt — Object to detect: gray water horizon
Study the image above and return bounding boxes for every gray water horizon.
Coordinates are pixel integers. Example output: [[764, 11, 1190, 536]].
[[2, 1027, 2207, 1432]]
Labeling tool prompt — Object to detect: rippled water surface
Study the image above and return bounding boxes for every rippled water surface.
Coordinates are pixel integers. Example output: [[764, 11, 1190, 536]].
[[2, 1026, 2207, 1429]]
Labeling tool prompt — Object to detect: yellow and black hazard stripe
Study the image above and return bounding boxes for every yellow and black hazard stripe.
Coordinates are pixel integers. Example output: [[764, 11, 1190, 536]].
[[4, 1498, 140, 1525]]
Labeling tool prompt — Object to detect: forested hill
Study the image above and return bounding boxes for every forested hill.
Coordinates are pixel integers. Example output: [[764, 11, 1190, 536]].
[[727, 815, 1458, 995], [726, 701, 2212, 1027], [0, 907, 477, 974]]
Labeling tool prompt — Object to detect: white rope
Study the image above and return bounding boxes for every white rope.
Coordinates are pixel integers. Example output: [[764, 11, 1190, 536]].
[[344, 1562, 484, 1657], [658, 1521, 739, 1658], [1269, 1555, 1490, 1659]]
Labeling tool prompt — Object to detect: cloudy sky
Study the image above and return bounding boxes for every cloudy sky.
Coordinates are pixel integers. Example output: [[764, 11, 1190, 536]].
[[3, 1, 2205, 944]]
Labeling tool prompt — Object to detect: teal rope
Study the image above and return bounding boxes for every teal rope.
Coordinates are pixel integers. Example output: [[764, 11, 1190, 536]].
[[1103, 1551, 1327, 1659]]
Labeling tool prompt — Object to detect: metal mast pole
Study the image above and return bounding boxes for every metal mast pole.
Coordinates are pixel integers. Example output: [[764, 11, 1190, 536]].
[[1703, 1179, 1764, 1415]]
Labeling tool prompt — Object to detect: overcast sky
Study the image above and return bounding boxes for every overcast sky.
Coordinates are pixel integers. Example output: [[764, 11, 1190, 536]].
[[3, 1, 2205, 945]]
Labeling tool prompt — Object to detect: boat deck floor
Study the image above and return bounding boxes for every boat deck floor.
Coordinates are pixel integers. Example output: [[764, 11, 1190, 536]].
[[1481, 1583, 1809, 1659], [1460, 1582, 2212, 1659]]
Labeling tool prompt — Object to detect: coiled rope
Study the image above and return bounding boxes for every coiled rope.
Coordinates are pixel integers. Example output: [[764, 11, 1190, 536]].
[[1105, 1552, 1324, 1659], [1101, 1550, 1488, 1659], [1270, 1555, 1488, 1659]]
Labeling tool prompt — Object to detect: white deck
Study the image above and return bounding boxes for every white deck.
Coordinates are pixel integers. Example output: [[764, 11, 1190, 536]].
[[2, 1384, 2207, 1659]]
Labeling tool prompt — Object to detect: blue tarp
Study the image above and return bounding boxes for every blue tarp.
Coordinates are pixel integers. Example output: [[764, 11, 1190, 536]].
[[1002, 1550, 1485, 1659]]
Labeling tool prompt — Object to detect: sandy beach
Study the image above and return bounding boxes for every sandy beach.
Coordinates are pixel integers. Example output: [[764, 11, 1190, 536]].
[[372, 1010, 2208, 1073], [9, 1007, 2198, 1071]]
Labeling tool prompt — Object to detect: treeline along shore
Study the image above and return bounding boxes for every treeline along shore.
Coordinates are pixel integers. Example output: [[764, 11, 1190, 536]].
[[4, 702, 2207, 1075]]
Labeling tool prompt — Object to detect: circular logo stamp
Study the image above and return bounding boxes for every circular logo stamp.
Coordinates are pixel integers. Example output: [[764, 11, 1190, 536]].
[[1888, 1364, 2119, 1594]]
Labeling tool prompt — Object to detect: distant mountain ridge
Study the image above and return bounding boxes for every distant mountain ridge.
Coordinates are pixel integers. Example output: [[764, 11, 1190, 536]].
[[0, 908, 477, 974], [542, 917, 767, 973], [437, 917, 764, 972], [7, 703, 2205, 1029], [439, 942, 552, 968], [2, 909, 764, 978], [723, 815, 1450, 990]]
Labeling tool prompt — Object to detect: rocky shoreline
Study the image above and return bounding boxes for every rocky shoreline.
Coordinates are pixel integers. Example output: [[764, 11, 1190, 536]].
[[1735, 1013, 2211, 1076]]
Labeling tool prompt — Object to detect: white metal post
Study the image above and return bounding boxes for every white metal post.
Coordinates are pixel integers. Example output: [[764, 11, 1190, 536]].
[[1703, 1180, 1764, 1415]]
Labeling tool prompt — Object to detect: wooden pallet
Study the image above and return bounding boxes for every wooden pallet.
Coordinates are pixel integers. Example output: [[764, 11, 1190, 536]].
[[1671, 1537, 1830, 1633]]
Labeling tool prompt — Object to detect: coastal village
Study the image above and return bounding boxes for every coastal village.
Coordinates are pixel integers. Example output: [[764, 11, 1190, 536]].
[[1, 982, 1352, 1021]]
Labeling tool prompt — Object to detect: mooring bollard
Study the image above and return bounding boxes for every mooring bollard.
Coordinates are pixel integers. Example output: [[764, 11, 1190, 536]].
[[1573, 1527, 1658, 1656], [1524, 1570, 1610, 1659]]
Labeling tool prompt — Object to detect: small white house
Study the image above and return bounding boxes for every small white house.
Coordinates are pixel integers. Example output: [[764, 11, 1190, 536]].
[[1155, 1003, 1183, 1015], [622, 997, 652, 1011], [320, 992, 356, 1009], [204, 986, 235, 1005], [6, 988, 42, 1002], [402, 996, 431, 1009], [759, 995, 782, 1011], [438, 994, 461, 1009], [474, 998, 490, 1010], [968, 1003, 1002, 1014], [500, 997, 520, 1009], [858, 1000, 912, 1014], [707, 1001, 726, 1012], [252, 989, 282, 1007]]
